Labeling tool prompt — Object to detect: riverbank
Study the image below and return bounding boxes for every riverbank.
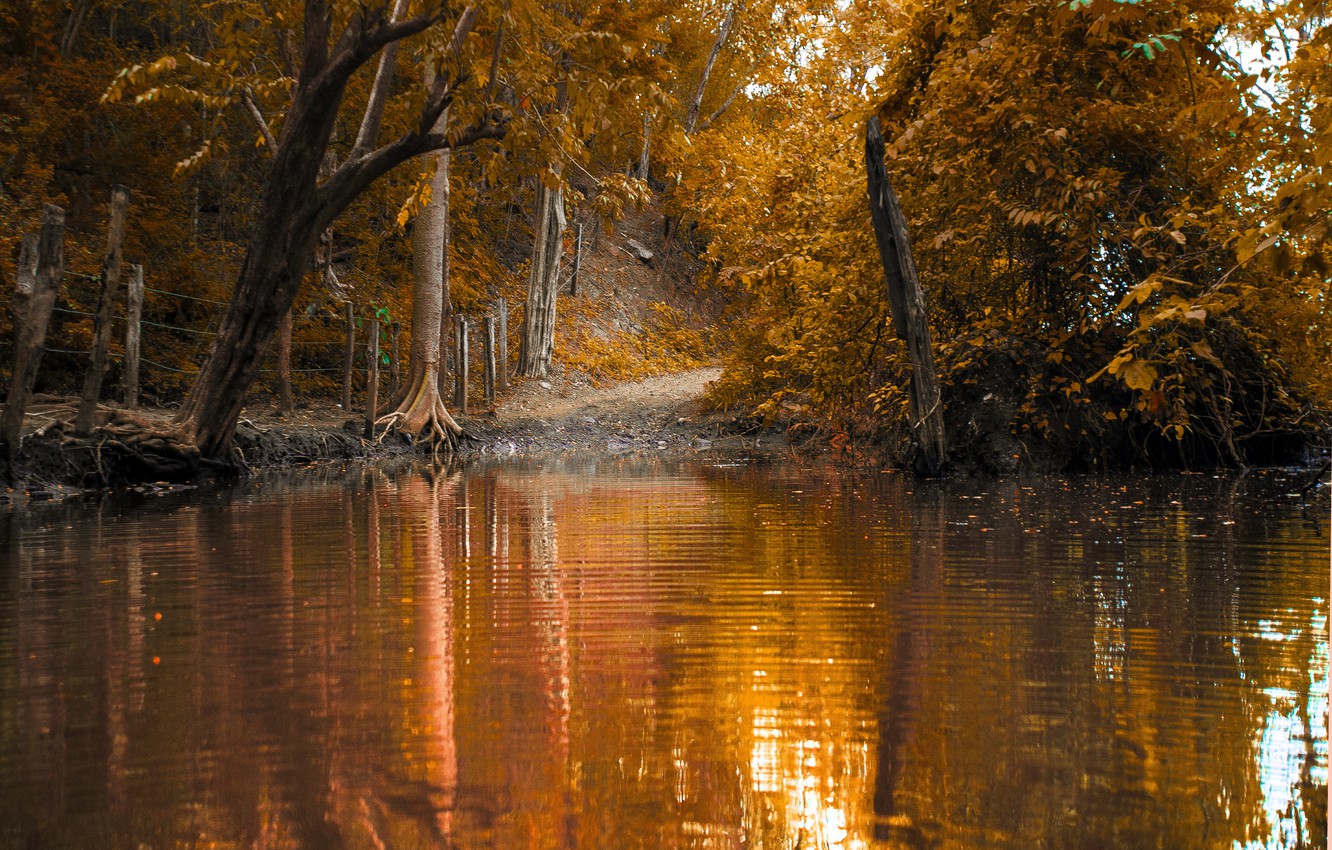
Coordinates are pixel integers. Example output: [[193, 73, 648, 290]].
[[1, 365, 785, 500]]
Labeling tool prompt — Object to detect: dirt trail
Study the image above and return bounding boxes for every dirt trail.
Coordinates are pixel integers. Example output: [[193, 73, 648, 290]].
[[467, 366, 771, 456]]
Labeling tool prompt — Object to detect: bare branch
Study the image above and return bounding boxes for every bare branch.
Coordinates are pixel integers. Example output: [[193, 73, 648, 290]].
[[240, 87, 279, 153], [352, 0, 414, 156], [685, 0, 742, 134], [313, 112, 508, 235], [695, 54, 763, 133]]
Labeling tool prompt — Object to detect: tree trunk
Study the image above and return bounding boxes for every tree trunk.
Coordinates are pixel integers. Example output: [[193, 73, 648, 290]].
[[277, 307, 293, 414], [351, 0, 413, 157], [637, 111, 652, 179], [865, 117, 946, 475], [378, 104, 462, 443], [518, 182, 565, 378]]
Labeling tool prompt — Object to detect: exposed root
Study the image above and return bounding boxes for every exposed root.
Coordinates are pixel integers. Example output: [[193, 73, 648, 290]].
[[376, 371, 464, 452], [17, 410, 237, 488]]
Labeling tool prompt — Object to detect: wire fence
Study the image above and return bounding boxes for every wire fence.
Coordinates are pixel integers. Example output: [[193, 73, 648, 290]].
[[2, 264, 511, 411]]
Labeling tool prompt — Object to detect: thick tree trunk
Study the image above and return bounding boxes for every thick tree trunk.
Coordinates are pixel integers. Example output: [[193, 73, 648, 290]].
[[517, 182, 565, 378], [865, 117, 946, 475], [378, 111, 462, 443]]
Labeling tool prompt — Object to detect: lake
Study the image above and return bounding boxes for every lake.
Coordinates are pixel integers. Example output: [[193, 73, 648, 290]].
[[0, 457, 1326, 849]]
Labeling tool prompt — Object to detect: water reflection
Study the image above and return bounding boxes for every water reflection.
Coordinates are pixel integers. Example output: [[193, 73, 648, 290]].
[[0, 460, 1325, 849]]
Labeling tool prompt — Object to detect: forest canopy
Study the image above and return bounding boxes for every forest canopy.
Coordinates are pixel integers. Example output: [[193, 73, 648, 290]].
[[0, 0, 1327, 469]]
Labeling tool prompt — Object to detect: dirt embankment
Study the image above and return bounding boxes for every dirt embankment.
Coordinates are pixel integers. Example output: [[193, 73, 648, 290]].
[[2, 366, 778, 499]]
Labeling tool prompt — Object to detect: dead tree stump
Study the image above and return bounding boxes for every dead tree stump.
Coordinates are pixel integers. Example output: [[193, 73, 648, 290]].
[[76, 184, 130, 434], [865, 117, 947, 475], [2, 206, 65, 470]]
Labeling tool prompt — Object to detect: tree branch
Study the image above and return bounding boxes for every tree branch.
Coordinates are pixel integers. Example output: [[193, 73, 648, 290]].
[[301, 0, 332, 80], [685, 0, 742, 134], [313, 113, 508, 236], [352, 0, 414, 156], [695, 54, 762, 133], [240, 87, 279, 153]]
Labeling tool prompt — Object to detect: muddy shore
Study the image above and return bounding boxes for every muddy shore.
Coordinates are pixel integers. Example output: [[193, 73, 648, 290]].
[[3, 367, 781, 500]]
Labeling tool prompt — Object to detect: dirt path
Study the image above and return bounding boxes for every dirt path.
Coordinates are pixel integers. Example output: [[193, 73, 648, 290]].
[[466, 366, 771, 456]]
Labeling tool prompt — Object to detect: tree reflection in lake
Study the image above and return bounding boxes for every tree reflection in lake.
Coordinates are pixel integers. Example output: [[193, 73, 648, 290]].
[[0, 461, 1325, 849]]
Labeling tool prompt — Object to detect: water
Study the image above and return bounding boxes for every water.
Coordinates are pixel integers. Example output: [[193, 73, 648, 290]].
[[0, 458, 1326, 849]]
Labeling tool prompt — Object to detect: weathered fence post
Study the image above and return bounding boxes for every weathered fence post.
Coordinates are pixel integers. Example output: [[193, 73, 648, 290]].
[[277, 307, 293, 415], [865, 117, 947, 475], [483, 315, 497, 407], [76, 184, 130, 433], [122, 264, 143, 407], [2, 206, 65, 469], [342, 300, 355, 410], [454, 314, 469, 415], [10, 234, 38, 332], [365, 316, 380, 439], [389, 321, 401, 399], [495, 297, 508, 392], [569, 222, 583, 296]]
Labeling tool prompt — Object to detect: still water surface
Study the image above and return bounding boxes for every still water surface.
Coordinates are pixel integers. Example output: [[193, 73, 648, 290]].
[[0, 458, 1326, 849]]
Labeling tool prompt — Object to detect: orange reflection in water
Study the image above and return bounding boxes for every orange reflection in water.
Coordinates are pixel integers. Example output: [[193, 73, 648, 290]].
[[0, 461, 1325, 849]]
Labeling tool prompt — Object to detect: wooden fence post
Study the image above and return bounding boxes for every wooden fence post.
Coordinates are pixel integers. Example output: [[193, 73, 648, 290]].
[[2, 206, 65, 468], [865, 117, 946, 475], [495, 297, 508, 392], [342, 300, 355, 411], [365, 316, 380, 439], [76, 184, 130, 433], [277, 307, 293, 415], [454, 314, 469, 415], [569, 222, 583, 296], [10, 233, 37, 331], [389, 321, 401, 399], [483, 316, 496, 407], [122, 264, 143, 407]]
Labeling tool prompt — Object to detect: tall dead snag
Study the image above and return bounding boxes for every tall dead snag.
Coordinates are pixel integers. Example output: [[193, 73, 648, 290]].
[[2, 207, 65, 471], [517, 181, 565, 378], [76, 184, 130, 434], [173, 2, 503, 458], [865, 117, 946, 475]]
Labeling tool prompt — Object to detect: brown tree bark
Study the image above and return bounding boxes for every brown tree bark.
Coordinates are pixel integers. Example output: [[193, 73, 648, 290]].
[[173, 2, 501, 458], [2, 209, 64, 470], [76, 185, 130, 434], [517, 181, 565, 378], [865, 117, 947, 475]]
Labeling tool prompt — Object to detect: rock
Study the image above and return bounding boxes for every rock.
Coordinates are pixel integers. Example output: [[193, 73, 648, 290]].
[[624, 238, 654, 265], [539, 381, 552, 390]]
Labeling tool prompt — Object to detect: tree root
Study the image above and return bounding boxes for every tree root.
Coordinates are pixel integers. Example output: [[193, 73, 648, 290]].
[[376, 372, 464, 452], [19, 410, 238, 488]]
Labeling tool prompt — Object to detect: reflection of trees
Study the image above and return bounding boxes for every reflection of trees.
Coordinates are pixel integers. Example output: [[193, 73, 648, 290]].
[[0, 466, 1326, 849]]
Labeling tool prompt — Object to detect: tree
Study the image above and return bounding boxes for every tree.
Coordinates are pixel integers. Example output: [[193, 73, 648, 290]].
[[377, 59, 465, 444], [109, 0, 505, 458]]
